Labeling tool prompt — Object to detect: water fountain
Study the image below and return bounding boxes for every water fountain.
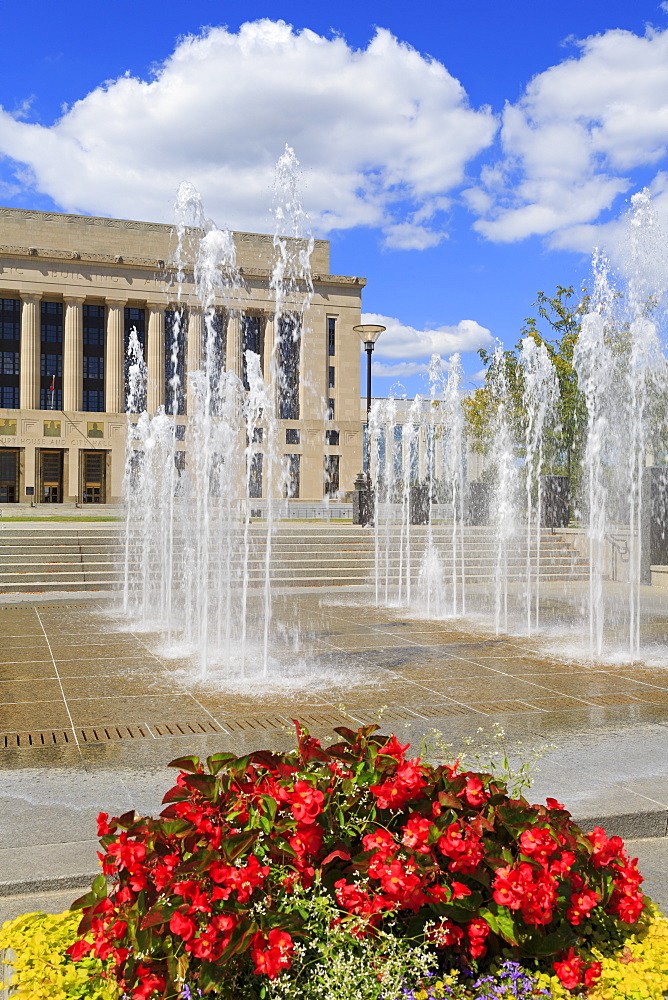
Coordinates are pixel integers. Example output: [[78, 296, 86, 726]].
[[122, 170, 668, 677], [122, 148, 316, 680], [369, 190, 668, 665]]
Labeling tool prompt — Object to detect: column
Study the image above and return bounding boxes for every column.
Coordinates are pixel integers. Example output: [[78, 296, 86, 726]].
[[226, 313, 241, 379], [63, 296, 85, 411], [19, 292, 41, 410], [146, 301, 165, 413], [263, 314, 274, 382], [186, 309, 203, 416], [105, 299, 127, 414]]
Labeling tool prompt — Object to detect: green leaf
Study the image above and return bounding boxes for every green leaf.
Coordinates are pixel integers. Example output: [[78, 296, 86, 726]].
[[207, 751, 238, 774], [479, 906, 519, 945], [221, 830, 259, 862], [521, 928, 570, 957], [92, 873, 107, 898], [168, 754, 203, 773]]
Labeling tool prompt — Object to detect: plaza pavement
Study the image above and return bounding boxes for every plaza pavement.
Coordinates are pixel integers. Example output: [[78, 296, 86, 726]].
[[1, 591, 668, 920]]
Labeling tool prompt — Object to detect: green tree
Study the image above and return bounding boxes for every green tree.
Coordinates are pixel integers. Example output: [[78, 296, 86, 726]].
[[464, 285, 588, 480]]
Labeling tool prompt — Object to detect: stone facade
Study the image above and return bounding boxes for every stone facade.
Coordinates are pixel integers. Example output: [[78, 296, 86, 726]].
[[0, 207, 365, 504]]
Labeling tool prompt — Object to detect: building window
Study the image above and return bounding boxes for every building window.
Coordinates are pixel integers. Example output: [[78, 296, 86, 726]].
[[165, 309, 187, 416], [249, 453, 263, 498], [327, 398, 335, 419], [328, 366, 335, 388], [0, 299, 20, 410], [41, 354, 63, 377], [324, 455, 340, 497], [0, 298, 20, 341], [325, 429, 340, 446], [83, 390, 104, 411], [242, 315, 263, 390], [174, 450, 186, 472], [285, 428, 300, 445], [278, 316, 300, 419], [0, 352, 19, 376], [175, 424, 186, 441], [124, 306, 146, 411], [328, 316, 336, 356], [0, 386, 19, 408], [285, 454, 300, 498], [83, 356, 104, 380], [251, 427, 264, 444], [40, 301, 63, 410], [205, 310, 227, 410], [40, 387, 62, 410], [83, 304, 105, 413]]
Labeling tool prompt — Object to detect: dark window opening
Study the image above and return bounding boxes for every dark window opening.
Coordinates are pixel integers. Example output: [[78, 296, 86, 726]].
[[0, 387, 19, 408], [324, 455, 340, 497], [252, 427, 264, 444], [204, 311, 227, 410], [83, 304, 105, 412], [0, 448, 19, 502], [328, 366, 335, 388], [242, 315, 264, 390], [0, 299, 20, 409], [124, 307, 146, 412], [165, 309, 187, 416], [328, 316, 336, 356], [249, 453, 263, 498], [40, 301, 63, 411], [327, 398, 335, 420], [285, 428, 300, 445], [285, 454, 300, 498], [278, 316, 300, 420], [325, 429, 340, 446], [83, 390, 104, 411]]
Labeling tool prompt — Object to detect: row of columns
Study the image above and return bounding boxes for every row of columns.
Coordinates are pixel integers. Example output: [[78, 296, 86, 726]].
[[15, 295, 280, 415]]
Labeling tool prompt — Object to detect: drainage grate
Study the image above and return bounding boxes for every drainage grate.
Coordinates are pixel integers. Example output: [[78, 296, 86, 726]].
[[2, 729, 73, 748], [414, 703, 482, 719], [151, 721, 224, 737], [581, 693, 652, 707], [79, 724, 150, 742], [468, 700, 542, 715], [349, 707, 423, 724], [222, 716, 290, 733]]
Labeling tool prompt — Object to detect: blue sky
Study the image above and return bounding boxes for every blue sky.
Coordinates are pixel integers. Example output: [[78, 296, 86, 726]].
[[1, 0, 667, 395]]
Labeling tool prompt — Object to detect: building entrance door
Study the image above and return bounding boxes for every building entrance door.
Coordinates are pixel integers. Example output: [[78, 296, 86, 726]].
[[0, 449, 19, 502], [39, 450, 63, 503], [81, 451, 106, 504]]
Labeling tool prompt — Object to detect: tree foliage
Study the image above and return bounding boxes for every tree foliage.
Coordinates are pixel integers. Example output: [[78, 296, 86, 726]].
[[464, 286, 589, 479]]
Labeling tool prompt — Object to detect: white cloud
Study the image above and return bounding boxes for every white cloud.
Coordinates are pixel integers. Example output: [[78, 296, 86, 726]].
[[0, 20, 495, 242], [468, 27, 668, 244], [361, 312, 494, 361], [371, 361, 430, 377]]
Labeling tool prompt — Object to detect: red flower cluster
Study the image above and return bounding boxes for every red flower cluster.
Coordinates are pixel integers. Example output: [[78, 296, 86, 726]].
[[553, 948, 601, 990], [492, 863, 558, 926], [67, 723, 649, 999]]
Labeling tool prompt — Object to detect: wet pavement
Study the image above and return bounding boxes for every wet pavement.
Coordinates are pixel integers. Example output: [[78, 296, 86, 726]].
[[2, 593, 668, 908]]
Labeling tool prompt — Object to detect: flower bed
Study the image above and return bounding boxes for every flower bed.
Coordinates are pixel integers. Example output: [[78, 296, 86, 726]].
[[1, 723, 667, 999]]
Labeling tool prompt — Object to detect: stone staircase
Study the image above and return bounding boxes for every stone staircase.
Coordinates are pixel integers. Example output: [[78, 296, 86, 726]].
[[0, 523, 590, 594]]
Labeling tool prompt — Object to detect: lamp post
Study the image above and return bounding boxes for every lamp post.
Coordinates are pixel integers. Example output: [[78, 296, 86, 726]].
[[354, 324, 385, 526]]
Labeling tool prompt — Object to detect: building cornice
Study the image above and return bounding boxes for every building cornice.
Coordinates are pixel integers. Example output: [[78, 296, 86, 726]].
[[0, 244, 366, 287]]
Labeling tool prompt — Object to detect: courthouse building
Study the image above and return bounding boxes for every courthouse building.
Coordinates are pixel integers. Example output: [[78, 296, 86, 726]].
[[0, 207, 366, 504]]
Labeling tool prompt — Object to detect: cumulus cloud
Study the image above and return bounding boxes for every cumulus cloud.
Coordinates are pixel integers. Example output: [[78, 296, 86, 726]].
[[361, 312, 494, 361], [371, 360, 431, 378], [467, 27, 668, 245], [0, 20, 495, 242]]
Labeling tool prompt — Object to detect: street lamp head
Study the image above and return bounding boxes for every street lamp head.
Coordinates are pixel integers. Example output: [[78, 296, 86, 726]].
[[354, 324, 385, 350]]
